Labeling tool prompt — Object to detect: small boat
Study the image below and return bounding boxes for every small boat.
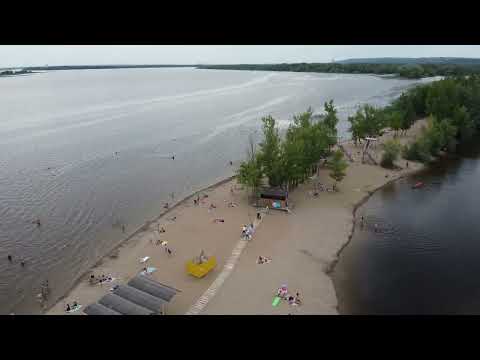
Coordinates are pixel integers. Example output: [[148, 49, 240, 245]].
[[412, 181, 424, 189]]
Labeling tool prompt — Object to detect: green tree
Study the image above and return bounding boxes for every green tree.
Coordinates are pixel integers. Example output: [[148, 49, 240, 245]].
[[236, 134, 263, 198], [323, 99, 339, 134], [381, 139, 402, 168], [257, 115, 283, 186], [348, 104, 385, 145], [388, 111, 403, 137], [327, 150, 348, 191]]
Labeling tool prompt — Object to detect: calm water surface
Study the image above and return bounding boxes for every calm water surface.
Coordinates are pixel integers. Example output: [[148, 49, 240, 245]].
[[0, 68, 429, 313], [333, 139, 480, 314]]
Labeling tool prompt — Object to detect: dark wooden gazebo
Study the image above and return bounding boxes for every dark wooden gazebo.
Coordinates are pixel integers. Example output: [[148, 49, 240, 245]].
[[256, 187, 289, 210]]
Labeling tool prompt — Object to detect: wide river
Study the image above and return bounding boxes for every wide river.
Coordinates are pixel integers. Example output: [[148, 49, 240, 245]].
[[333, 138, 480, 314], [0, 67, 430, 314]]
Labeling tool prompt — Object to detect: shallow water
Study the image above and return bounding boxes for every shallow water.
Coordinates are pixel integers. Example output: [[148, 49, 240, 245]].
[[333, 138, 480, 314], [0, 67, 427, 314]]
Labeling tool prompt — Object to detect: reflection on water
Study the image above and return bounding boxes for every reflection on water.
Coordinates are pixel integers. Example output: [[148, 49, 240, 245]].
[[333, 138, 480, 314]]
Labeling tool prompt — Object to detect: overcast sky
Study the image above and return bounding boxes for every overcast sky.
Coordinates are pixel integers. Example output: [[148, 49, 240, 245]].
[[1, 45, 479, 68]]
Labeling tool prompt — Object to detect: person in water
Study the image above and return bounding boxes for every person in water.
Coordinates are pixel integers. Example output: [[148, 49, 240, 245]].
[[20, 261, 25, 267], [121, 224, 126, 233], [171, 155, 175, 160], [7, 255, 12, 262]]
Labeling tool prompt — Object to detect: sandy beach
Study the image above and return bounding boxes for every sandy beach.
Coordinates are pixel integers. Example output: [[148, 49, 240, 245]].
[[47, 120, 426, 315]]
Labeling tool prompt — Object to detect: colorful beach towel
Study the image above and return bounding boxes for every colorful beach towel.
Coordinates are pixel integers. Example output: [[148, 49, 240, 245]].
[[66, 304, 82, 313], [140, 267, 157, 276], [272, 296, 281, 307]]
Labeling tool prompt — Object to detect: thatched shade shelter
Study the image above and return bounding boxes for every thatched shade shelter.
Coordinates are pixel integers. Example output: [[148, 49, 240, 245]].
[[127, 275, 178, 302], [84, 275, 179, 315], [112, 284, 167, 314], [83, 302, 122, 316], [99, 293, 155, 315]]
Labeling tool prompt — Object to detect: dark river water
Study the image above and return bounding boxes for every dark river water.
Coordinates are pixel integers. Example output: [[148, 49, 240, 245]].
[[333, 138, 480, 314], [0, 68, 434, 314]]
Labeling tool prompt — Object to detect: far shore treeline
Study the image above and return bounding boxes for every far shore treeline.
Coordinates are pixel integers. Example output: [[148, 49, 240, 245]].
[[237, 74, 480, 196], [198, 63, 480, 79]]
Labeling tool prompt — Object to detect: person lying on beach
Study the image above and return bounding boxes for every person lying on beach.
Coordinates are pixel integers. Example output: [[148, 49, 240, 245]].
[[287, 295, 295, 305], [294, 292, 302, 305], [277, 286, 288, 299], [159, 226, 166, 233], [227, 202, 237, 208], [213, 218, 225, 223], [257, 256, 271, 264], [208, 204, 217, 211], [161, 241, 173, 255], [167, 216, 177, 222]]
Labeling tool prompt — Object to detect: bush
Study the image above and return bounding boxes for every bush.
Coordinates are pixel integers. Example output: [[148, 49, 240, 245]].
[[402, 138, 432, 163], [380, 140, 402, 168]]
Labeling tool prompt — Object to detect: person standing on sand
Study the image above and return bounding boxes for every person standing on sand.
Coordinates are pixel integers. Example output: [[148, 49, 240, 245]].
[[122, 224, 126, 233], [374, 224, 379, 233], [360, 216, 364, 228]]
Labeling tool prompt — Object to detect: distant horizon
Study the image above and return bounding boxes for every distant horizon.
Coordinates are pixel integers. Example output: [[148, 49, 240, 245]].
[[3, 56, 480, 70], [1, 46, 480, 68]]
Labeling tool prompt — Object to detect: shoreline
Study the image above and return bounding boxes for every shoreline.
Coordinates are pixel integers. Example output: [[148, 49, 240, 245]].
[[325, 166, 424, 313], [43, 174, 237, 314]]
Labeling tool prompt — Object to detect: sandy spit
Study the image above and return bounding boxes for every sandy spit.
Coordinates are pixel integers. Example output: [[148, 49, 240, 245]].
[[47, 120, 427, 315]]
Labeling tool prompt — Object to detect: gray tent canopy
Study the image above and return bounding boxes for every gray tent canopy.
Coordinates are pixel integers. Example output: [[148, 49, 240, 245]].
[[112, 284, 167, 314], [99, 293, 154, 315], [84, 302, 122, 316], [128, 275, 178, 302]]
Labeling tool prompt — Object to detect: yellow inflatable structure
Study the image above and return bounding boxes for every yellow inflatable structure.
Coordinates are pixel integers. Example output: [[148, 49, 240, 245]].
[[186, 256, 217, 278]]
